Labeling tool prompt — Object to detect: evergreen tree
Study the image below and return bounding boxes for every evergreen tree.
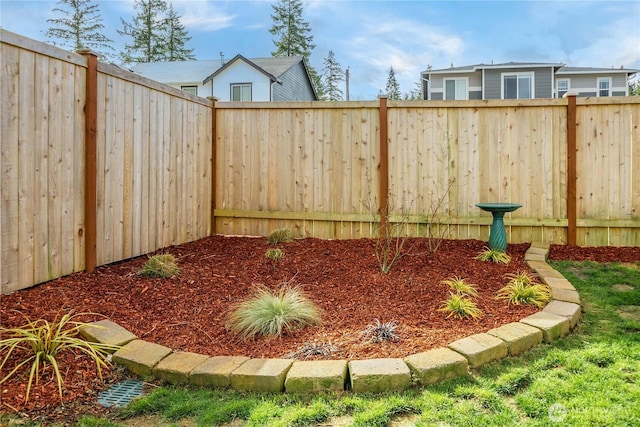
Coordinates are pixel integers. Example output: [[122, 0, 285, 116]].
[[269, 0, 320, 98], [630, 78, 640, 96], [385, 67, 401, 100], [45, 0, 113, 58], [404, 80, 423, 100], [322, 50, 344, 101], [269, 0, 315, 58], [118, 0, 169, 63], [165, 4, 195, 61], [118, 0, 193, 64]]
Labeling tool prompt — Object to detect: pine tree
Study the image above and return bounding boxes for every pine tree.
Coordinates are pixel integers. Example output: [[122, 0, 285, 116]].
[[118, 0, 192, 64], [385, 67, 401, 100], [165, 4, 195, 61], [269, 0, 315, 58], [269, 0, 320, 98], [322, 50, 344, 101], [45, 0, 113, 58]]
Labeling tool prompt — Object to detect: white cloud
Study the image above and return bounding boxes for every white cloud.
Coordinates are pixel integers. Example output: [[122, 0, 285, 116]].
[[344, 18, 464, 95], [171, 0, 236, 31], [567, 16, 640, 69]]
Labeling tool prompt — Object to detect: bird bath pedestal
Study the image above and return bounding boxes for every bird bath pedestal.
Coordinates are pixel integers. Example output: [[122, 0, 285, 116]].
[[476, 203, 522, 252]]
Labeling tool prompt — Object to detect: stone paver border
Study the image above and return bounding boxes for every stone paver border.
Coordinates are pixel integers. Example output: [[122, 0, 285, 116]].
[[83, 242, 582, 393]]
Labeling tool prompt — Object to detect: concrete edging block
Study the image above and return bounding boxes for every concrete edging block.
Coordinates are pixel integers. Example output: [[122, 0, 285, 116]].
[[80, 319, 137, 350], [520, 312, 571, 343], [190, 356, 250, 388], [284, 360, 348, 392], [543, 300, 582, 329], [448, 333, 508, 368], [153, 351, 210, 384], [112, 339, 173, 376], [487, 322, 543, 356], [349, 358, 411, 393], [230, 358, 293, 392], [404, 347, 468, 385]]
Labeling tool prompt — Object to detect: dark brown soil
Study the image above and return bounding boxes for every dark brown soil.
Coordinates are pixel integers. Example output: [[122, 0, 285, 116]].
[[1, 236, 639, 422]]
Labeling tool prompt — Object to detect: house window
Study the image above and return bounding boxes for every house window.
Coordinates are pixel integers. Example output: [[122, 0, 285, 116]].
[[557, 79, 569, 98], [503, 73, 534, 99], [181, 86, 197, 96], [231, 83, 252, 101], [444, 78, 468, 100], [597, 78, 611, 97]]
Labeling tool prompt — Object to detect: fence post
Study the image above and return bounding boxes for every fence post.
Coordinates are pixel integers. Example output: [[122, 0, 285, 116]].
[[79, 50, 98, 272], [566, 94, 577, 245], [378, 96, 389, 238], [209, 97, 217, 235]]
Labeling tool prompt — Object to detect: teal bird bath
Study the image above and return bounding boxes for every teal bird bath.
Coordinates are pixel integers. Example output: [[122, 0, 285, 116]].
[[476, 203, 522, 251]]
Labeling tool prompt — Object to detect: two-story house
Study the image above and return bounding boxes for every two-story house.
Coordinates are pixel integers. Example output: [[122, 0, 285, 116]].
[[421, 62, 638, 100], [131, 54, 317, 101]]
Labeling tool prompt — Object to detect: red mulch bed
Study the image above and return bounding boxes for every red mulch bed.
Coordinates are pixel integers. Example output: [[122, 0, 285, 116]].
[[1, 236, 639, 423]]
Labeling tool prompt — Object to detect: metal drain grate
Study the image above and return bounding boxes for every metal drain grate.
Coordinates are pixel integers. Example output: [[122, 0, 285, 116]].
[[98, 379, 144, 408]]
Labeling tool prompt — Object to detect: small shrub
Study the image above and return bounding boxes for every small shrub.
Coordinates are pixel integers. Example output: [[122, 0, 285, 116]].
[[285, 342, 338, 359], [268, 228, 294, 245], [138, 253, 179, 278], [226, 284, 322, 339], [360, 319, 400, 343], [441, 276, 479, 297], [439, 293, 483, 319], [475, 247, 511, 264], [0, 311, 120, 402], [265, 248, 284, 261], [504, 270, 538, 286], [496, 272, 552, 308]]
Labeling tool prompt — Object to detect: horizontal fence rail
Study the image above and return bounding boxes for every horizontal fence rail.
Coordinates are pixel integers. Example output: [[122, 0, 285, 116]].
[[2, 29, 639, 294]]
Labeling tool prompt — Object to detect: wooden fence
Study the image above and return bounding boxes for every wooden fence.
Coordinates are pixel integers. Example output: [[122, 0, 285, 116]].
[[213, 97, 640, 246], [1, 30, 639, 294], [1, 31, 212, 294]]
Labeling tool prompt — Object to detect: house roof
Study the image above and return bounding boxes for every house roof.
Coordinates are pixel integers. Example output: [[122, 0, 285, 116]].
[[425, 62, 564, 74], [131, 56, 306, 85], [424, 62, 639, 76], [556, 66, 639, 75]]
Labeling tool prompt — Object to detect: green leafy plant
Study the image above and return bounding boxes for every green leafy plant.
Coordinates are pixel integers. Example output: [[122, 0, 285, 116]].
[[138, 253, 179, 278], [441, 276, 479, 297], [360, 319, 400, 343], [226, 284, 322, 339], [496, 271, 552, 308], [0, 311, 120, 402], [265, 248, 284, 261], [475, 247, 512, 264], [268, 228, 294, 245], [439, 293, 483, 319]]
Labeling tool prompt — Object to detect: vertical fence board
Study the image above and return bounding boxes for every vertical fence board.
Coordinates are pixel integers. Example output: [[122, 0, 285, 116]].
[[1, 43, 20, 293]]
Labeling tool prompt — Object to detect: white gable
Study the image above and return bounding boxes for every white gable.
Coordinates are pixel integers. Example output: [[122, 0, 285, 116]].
[[212, 60, 273, 101]]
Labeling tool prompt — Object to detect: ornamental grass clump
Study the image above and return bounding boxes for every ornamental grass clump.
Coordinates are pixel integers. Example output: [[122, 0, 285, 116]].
[[441, 276, 479, 297], [360, 319, 400, 343], [439, 294, 483, 319], [475, 247, 512, 264], [268, 228, 294, 245], [226, 284, 322, 340], [265, 248, 284, 261], [0, 311, 120, 402], [496, 271, 552, 308], [138, 253, 179, 278]]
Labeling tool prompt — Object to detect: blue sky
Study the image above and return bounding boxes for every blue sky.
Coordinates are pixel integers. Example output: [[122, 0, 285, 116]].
[[2, 0, 639, 100]]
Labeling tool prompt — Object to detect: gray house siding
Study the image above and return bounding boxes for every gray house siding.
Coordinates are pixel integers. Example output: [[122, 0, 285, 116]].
[[272, 62, 315, 101], [556, 74, 628, 97], [428, 72, 481, 100], [483, 67, 553, 99]]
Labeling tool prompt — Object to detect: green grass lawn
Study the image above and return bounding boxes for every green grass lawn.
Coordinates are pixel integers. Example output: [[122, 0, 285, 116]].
[[11, 261, 640, 427]]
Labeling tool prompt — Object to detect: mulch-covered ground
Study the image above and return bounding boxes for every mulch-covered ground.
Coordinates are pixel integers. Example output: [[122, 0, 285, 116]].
[[1, 236, 639, 423]]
